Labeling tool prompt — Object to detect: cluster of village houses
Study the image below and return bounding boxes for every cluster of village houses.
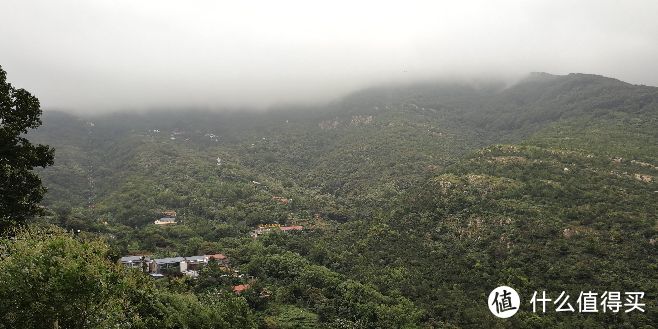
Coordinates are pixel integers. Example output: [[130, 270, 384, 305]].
[[121, 224, 304, 277], [119, 253, 229, 278], [135, 210, 303, 294], [119, 253, 257, 294]]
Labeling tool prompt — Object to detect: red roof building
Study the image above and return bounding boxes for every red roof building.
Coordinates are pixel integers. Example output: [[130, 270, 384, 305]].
[[233, 284, 250, 294], [209, 253, 227, 261]]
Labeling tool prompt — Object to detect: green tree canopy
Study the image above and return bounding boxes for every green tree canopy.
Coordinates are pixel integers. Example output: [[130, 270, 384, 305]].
[[0, 65, 54, 233], [0, 226, 257, 328]]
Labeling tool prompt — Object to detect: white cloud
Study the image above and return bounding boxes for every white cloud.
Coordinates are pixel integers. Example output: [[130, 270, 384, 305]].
[[1, 0, 657, 112]]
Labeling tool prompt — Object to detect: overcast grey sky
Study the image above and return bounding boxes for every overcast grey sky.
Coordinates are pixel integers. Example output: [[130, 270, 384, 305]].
[[1, 0, 657, 113]]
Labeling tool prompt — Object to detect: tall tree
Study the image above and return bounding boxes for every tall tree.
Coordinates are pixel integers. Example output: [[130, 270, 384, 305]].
[[0, 65, 54, 233]]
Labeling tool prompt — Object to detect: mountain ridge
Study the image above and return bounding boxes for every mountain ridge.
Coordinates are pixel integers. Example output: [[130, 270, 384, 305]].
[[25, 71, 657, 327]]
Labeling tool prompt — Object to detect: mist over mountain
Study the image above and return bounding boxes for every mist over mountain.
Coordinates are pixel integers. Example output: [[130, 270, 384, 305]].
[[2, 1, 658, 327], [19, 70, 656, 327], [2, 0, 658, 112]]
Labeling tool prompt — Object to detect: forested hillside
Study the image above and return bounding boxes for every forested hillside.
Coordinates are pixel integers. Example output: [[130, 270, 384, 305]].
[[22, 72, 658, 328]]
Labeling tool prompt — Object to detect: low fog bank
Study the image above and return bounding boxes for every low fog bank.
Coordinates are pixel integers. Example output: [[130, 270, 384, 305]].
[[40, 72, 529, 119], [37, 71, 649, 119]]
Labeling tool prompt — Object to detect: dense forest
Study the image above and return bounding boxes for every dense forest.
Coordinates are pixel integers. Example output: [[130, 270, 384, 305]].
[[2, 72, 657, 328]]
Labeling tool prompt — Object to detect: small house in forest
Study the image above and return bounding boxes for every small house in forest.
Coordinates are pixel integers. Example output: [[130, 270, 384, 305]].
[[232, 284, 250, 294], [162, 210, 177, 217], [208, 253, 230, 266], [154, 217, 177, 225], [119, 256, 151, 271], [153, 257, 186, 274], [120, 253, 231, 277]]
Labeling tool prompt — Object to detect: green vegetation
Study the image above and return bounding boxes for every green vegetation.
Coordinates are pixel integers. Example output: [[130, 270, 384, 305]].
[[0, 227, 256, 328], [0, 65, 54, 233], [1, 70, 657, 327]]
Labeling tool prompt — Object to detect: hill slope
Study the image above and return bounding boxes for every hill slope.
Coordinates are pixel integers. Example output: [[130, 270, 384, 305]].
[[27, 72, 658, 327]]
